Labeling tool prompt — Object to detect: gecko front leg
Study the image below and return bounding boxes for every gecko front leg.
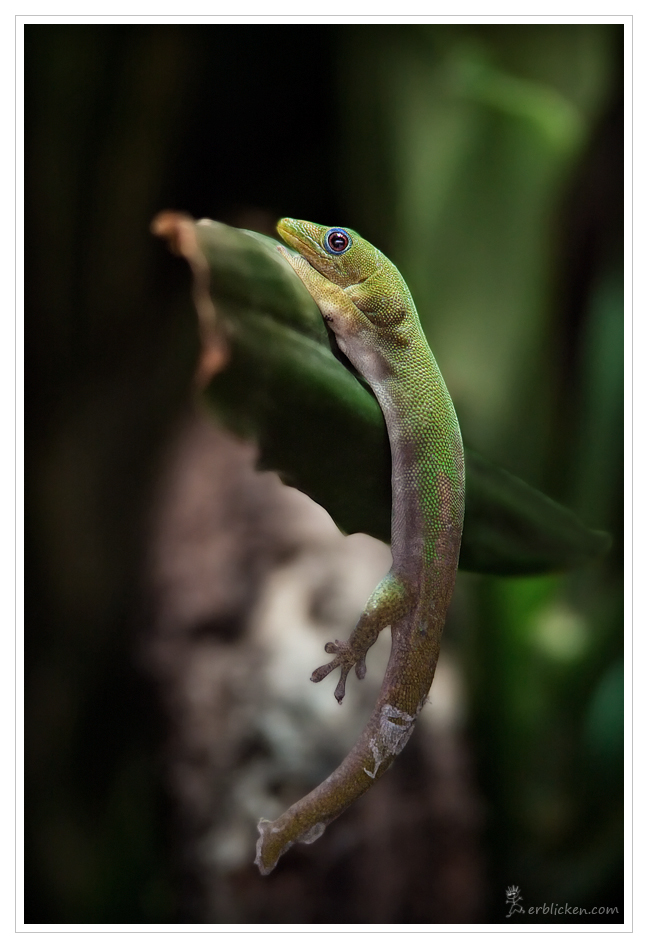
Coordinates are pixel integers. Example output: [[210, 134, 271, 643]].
[[311, 572, 412, 703]]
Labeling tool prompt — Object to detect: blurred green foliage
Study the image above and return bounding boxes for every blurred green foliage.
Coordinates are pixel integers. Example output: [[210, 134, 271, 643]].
[[25, 23, 623, 923], [334, 24, 623, 918]]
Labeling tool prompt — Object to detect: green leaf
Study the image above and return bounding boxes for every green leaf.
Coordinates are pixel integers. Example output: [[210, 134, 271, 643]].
[[181, 218, 610, 575]]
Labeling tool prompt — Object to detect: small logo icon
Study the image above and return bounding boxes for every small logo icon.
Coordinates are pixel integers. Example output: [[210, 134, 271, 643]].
[[505, 885, 525, 918]]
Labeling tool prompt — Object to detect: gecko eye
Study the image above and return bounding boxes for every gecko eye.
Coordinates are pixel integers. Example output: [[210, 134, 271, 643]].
[[324, 228, 352, 255]]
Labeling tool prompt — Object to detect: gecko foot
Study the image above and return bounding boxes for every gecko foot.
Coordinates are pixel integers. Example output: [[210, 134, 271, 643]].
[[311, 639, 368, 704]]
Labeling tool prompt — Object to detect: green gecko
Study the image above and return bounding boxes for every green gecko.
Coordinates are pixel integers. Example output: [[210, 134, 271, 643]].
[[255, 219, 465, 875]]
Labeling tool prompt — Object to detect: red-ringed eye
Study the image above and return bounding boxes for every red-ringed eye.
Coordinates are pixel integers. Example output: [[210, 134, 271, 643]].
[[324, 228, 351, 255]]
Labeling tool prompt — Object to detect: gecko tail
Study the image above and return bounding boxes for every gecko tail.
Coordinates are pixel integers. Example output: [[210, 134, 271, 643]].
[[255, 816, 327, 875]]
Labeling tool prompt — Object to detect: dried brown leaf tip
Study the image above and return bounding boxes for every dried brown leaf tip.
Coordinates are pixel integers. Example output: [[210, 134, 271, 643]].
[[151, 210, 199, 258], [152, 211, 229, 386]]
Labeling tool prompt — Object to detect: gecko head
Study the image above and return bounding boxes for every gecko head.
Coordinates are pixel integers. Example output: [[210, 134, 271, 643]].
[[277, 218, 385, 288]]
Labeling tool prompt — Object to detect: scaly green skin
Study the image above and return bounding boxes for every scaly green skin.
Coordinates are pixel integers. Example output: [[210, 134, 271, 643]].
[[255, 219, 465, 875]]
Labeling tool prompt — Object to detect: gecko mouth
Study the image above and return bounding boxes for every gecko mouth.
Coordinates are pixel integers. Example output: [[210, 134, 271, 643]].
[[276, 218, 318, 257]]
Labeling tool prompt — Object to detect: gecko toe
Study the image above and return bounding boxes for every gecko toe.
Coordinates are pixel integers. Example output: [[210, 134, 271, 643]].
[[334, 665, 352, 704], [311, 657, 340, 683]]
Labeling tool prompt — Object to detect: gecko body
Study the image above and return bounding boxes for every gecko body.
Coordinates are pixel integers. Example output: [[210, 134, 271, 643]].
[[255, 220, 464, 875]]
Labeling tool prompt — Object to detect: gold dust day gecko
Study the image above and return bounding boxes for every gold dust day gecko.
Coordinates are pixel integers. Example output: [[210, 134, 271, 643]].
[[255, 219, 465, 875]]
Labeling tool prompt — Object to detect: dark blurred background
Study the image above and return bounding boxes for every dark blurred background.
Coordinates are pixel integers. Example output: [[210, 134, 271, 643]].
[[25, 23, 624, 924]]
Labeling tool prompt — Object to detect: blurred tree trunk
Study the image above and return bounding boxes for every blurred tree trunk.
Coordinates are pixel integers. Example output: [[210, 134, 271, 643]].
[[140, 411, 486, 922]]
